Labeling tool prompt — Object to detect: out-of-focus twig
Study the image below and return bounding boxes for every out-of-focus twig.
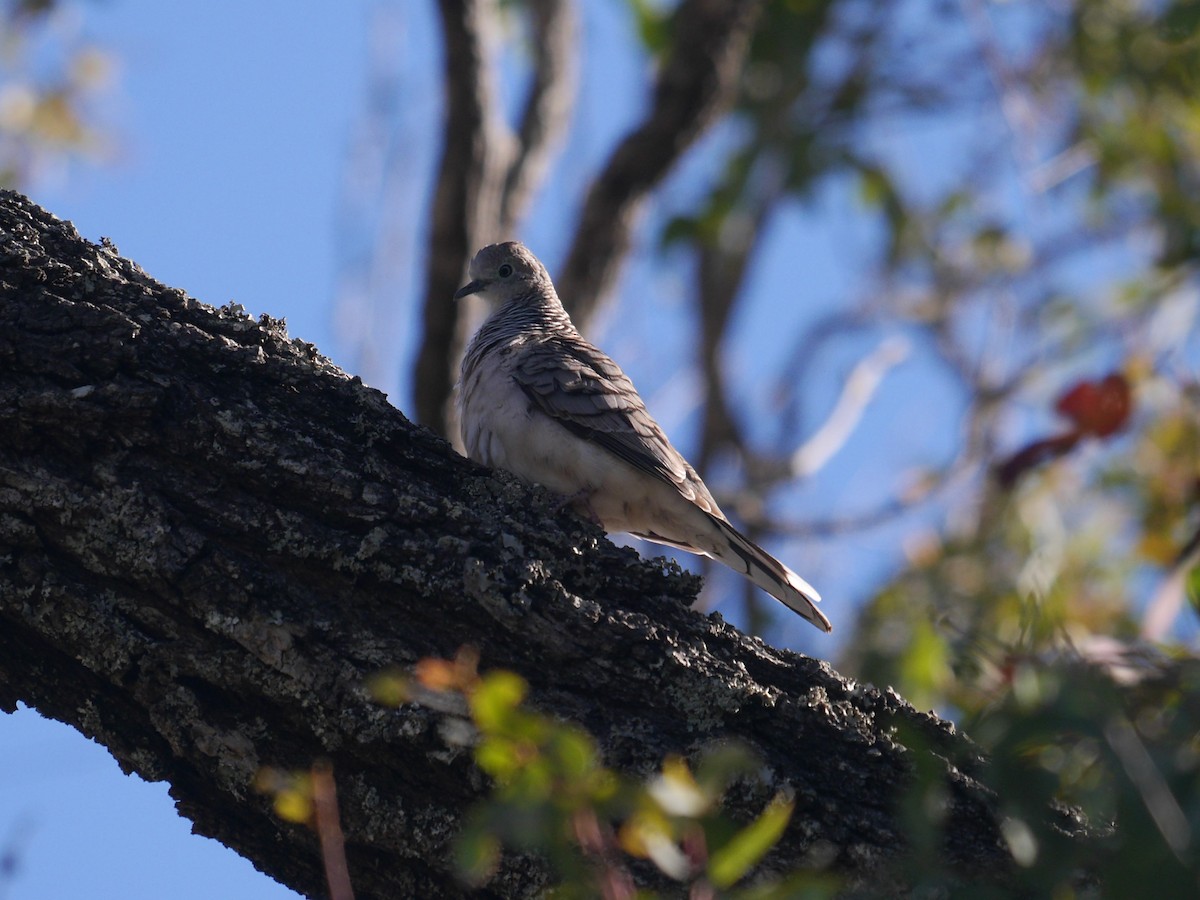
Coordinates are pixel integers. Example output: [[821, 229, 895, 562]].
[[0, 814, 33, 900], [416, 0, 579, 439], [1103, 717, 1191, 859], [694, 202, 776, 471], [1142, 524, 1200, 642], [570, 809, 636, 900], [415, 0, 504, 435], [497, 0, 577, 235], [312, 761, 356, 900], [789, 336, 910, 478], [770, 454, 983, 539]]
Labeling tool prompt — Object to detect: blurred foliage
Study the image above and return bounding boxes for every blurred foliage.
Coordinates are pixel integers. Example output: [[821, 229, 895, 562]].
[[644, 0, 1200, 895], [1068, 0, 1200, 266], [0, 0, 112, 188], [962, 658, 1200, 899], [255, 765, 317, 825], [642, 0, 1200, 699], [369, 649, 839, 898], [264, 651, 1200, 897], [655, 0, 1200, 654], [846, 655, 1200, 900], [373, 650, 1200, 897], [841, 368, 1200, 894]]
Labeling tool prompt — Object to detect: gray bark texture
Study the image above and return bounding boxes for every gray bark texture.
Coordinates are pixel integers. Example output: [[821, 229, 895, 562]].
[[1, 190, 1025, 897]]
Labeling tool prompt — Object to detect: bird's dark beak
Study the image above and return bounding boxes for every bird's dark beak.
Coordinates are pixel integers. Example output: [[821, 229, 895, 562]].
[[453, 279, 486, 301]]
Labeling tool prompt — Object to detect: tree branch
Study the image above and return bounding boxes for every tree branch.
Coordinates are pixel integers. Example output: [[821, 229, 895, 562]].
[[695, 217, 763, 473], [0, 191, 1066, 898], [415, 0, 504, 435], [788, 336, 910, 478], [497, 0, 578, 235], [557, 0, 764, 329]]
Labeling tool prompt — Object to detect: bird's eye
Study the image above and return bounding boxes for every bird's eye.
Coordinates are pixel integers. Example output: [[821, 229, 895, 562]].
[[498, 264, 514, 278]]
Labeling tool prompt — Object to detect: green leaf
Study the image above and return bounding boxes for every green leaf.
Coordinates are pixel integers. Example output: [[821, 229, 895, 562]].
[[475, 735, 527, 780], [547, 727, 597, 781], [660, 214, 699, 248], [1158, 2, 1200, 42], [628, 0, 670, 56], [365, 669, 409, 707], [707, 795, 794, 888], [694, 743, 758, 797], [1186, 564, 1200, 614], [648, 756, 709, 817], [470, 670, 528, 732], [898, 616, 953, 712], [455, 827, 501, 885]]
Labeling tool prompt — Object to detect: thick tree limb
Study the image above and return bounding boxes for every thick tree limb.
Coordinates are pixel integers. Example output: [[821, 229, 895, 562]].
[[557, 0, 763, 329], [1, 191, 1046, 897]]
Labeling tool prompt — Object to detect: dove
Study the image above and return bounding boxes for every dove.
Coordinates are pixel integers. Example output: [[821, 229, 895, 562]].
[[455, 242, 830, 632]]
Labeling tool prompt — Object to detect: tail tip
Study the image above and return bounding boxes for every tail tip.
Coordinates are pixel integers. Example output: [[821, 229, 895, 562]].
[[784, 573, 831, 633]]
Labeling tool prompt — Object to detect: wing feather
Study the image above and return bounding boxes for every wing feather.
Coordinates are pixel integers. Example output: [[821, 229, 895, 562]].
[[511, 334, 718, 512]]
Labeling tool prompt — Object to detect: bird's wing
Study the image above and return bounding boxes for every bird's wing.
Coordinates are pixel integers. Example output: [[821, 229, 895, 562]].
[[511, 333, 719, 513]]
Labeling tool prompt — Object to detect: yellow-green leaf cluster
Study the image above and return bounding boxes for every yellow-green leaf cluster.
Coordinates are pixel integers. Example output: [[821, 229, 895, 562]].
[[398, 653, 832, 897]]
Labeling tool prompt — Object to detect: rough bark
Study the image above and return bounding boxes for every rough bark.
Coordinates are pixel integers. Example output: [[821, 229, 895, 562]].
[[1, 190, 1027, 898]]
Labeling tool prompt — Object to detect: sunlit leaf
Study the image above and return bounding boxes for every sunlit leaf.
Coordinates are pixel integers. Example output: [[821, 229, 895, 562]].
[[273, 787, 314, 825], [1002, 816, 1040, 868], [648, 756, 709, 817], [1186, 565, 1200, 613], [476, 735, 531, 781], [898, 616, 953, 711], [254, 768, 314, 825], [707, 795, 794, 888], [619, 808, 690, 880], [618, 807, 670, 858], [366, 669, 410, 707], [547, 727, 597, 782], [470, 670, 528, 731]]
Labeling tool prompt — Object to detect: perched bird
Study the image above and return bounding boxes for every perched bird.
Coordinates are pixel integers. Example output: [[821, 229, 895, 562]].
[[455, 242, 831, 633]]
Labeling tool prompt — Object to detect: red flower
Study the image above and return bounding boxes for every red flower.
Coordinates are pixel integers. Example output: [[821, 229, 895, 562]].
[[1055, 373, 1132, 438], [995, 372, 1133, 487]]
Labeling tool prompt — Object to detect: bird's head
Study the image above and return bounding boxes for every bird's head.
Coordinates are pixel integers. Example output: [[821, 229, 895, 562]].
[[453, 242, 555, 308]]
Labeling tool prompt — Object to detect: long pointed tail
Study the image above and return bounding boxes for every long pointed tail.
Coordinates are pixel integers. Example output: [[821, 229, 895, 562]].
[[710, 517, 831, 633]]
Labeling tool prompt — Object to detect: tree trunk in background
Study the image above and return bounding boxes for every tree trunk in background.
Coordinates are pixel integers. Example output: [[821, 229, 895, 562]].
[[0, 191, 1039, 897]]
